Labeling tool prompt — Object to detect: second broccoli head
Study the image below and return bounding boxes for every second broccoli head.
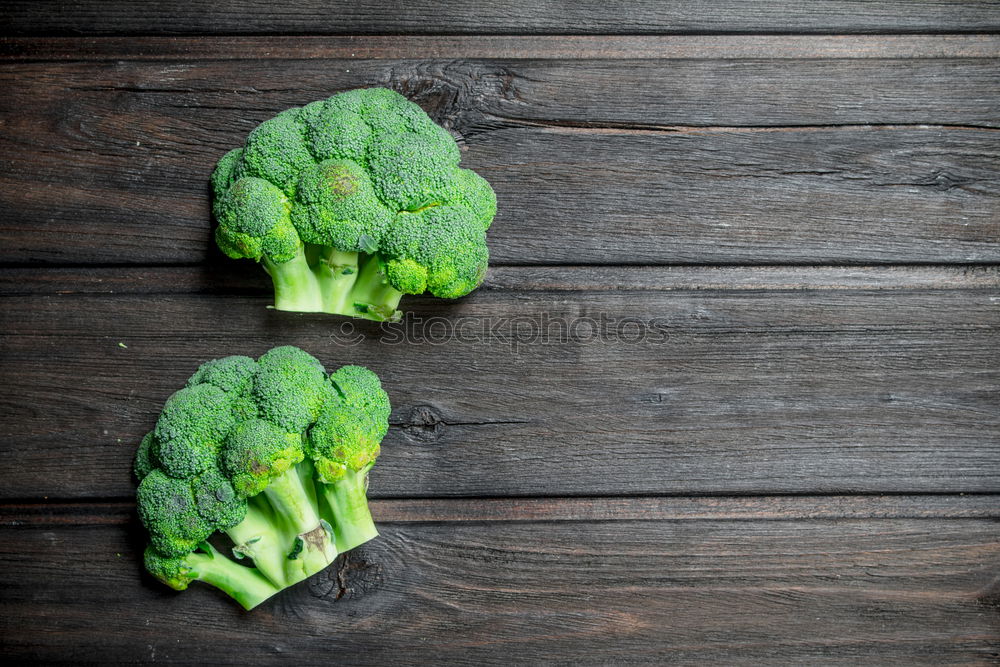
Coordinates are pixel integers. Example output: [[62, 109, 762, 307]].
[[135, 346, 390, 610], [212, 87, 497, 322]]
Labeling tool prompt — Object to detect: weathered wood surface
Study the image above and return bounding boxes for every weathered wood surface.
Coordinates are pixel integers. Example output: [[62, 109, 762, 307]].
[[2, 11, 999, 664], [6, 265, 1000, 295], [6, 123, 1000, 265], [2, 268, 998, 500], [6, 493, 1000, 526], [1, 501, 998, 664], [3, 1, 1000, 36], [1, 38, 998, 265], [7, 34, 1000, 60]]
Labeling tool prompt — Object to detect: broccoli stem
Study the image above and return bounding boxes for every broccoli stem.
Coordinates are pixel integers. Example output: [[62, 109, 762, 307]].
[[262, 466, 321, 536], [262, 247, 402, 321], [225, 495, 292, 588], [226, 464, 337, 588], [262, 249, 325, 312], [309, 245, 360, 313], [318, 467, 379, 553], [262, 465, 337, 584], [349, 254, 404, 322], [184, 542, 281, 611]]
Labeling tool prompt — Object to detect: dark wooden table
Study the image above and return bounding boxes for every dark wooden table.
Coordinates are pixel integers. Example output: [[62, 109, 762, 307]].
[[2, 2, 999, 664]]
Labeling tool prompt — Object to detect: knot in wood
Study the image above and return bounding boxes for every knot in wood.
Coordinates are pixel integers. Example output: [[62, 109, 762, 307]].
[[307, 551, 383, 602], [402, 404, 445, 443], [378, 61, 520, 135]]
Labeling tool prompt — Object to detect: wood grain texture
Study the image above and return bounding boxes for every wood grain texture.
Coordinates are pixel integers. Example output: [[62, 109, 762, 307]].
[[2, 11, 1000, 663], [1, 269, 997, 500], [3, 1, 999, 36], [4, 265, 1000, 295], [5, 35, 1000, 61], [1, 51, 997, 265], [7, 493, 1000, 527], [1, 505, 998, 664]]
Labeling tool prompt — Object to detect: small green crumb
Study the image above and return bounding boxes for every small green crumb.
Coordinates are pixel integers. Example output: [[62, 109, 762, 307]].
[[118, 342, 128, 349]]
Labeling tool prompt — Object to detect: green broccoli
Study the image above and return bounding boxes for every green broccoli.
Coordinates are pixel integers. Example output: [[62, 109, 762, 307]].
[[134, 346, 390, 610], [211, 87, 497, 322]]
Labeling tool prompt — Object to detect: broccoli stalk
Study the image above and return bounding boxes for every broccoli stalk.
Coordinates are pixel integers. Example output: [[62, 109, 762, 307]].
[[262, 247, 403, 321], [227, 462, 337, 587], [317, 465, 379, 553], [226, 496, 295, 589], [264, 461, 336, 585], [349, 254, 405, 322], [135, 347, 390, 610], [310, 245, 359, 313], [262, 249, 324, 314]]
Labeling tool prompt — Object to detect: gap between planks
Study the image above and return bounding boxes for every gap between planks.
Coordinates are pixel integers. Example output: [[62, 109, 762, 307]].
[[499, 120, 1000, 134], [2, 34, 999, 61], [2, 265, 999, 296], [3, 494, 999, 527]]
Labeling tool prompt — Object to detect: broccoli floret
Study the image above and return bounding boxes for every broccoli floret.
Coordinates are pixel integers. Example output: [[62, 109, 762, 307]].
[[187, 355, 258, 421], [135, 347, 390, 610], [222, 419, 303, 497], [187, 355, 257, 394], [292, 160, 392, 251], [154, 383, 235, 479], [210, 148, 244, 200], [213, 176, 324, 313], [381, 205, 489, 299], [191, 465, 247, 530], [253, 345, 336, 432], [145, 543, 279, 611], [134, 431, 157, 480], [447, 169, 497, 231], [210, 87, 496, 321], [239, 109, 314, 196], [367, 131, 460, 211], [137, 469, 216, 557], [308, 365, 390, 552], [214, 177, 300, 264]]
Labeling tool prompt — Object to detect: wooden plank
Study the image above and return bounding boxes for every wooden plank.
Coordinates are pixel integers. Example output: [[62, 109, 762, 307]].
[[2, 1, 999, 36], [4, 265, 1000, 296], [3, 48, 997, 131], [1, 269, 997, 500], [474, 125, 1000, 265], [6, 494, 1000, 526], [367, 494, 1000, 522], [5, 35, 1000, 61], [1, 507, 998, 663], [2, 59, 998, 266]]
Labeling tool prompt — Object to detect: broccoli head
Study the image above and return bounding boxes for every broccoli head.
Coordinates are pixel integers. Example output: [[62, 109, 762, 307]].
[[135, 346, 390, 609], [211, 87, 497, 321]]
